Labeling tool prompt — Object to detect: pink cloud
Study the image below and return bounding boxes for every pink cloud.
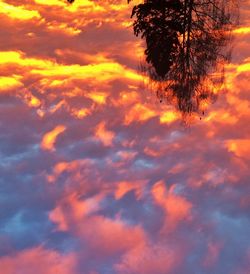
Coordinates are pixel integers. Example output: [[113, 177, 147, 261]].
[[115, 243, 181, 274], [152, 181, 192, 229], [0, 247, 76, 274], [203, 241, 224, 267], [114, 180, 146, 200], [49, 192, 102, 231], [78, 216, 146, 256], [94, 121, 115, 146]]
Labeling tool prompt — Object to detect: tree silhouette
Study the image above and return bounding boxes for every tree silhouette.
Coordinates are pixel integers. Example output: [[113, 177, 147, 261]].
[[129, 0, 238, 114], [130, 0, 184, 78]]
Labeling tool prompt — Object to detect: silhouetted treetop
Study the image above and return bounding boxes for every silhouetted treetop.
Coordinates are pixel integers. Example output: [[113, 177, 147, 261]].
[[129, 0, 238, 115], [130, 0, 184, 78]]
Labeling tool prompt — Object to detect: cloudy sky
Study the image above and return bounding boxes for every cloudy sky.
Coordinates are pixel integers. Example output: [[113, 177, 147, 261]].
[[0, 0, 250, 273]]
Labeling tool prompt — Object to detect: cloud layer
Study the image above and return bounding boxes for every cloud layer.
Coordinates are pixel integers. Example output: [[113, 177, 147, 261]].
[[0, 0, 249, 273]]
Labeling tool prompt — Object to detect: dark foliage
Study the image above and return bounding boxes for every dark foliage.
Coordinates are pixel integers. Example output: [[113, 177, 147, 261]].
[[130, 0, 184, 78], [129, 0, 238, 114]]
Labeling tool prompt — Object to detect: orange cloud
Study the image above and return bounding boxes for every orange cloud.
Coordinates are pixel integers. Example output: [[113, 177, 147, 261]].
[[34, 0, 66, 7], [159, 110, 178, 124], [152, 181, 192, 228], [225, 139, 250, 159], [124, 103, 157, 125], [0, 51, 140, 87], [47, 161, 77, 183], [41, 125, 66, 151], [85, 91, 108, 105], [113, 90, 140, 107], [95, 122, 114, 146], [233, 27, 250, 34], [46, 22, 81, 36], [46, 159, 92, 183], [204, 110, 238, 124], [114, 180, 146, 200], [237, 61, 250, 73], [226, 93, 250, 116], [20, 90, 41, 108], [71, 108, 90, 119], [31, 61, 141, 82], [0, 51, 51, 69]]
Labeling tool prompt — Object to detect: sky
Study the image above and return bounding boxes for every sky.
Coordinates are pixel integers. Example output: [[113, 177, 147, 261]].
[[0, 0, 250, 273]]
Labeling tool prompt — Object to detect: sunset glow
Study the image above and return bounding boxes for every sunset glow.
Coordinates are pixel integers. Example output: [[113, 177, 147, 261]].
[[0, 0, 250, 274]]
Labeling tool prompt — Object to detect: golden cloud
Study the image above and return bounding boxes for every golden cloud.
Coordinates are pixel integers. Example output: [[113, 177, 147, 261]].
[[41, 125, 66, 151], [0, 1, 41, 20]]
